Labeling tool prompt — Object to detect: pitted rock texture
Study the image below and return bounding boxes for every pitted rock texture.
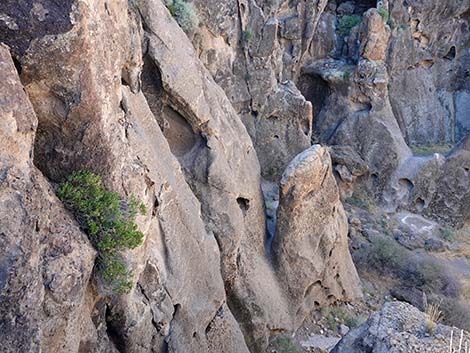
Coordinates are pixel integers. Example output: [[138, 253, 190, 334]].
[[192, 0, 324, 180], [273, 145, 361, 329], [0, 1, 251, 352], [0, 43, 95, 353], [331, 301, 470, 353]]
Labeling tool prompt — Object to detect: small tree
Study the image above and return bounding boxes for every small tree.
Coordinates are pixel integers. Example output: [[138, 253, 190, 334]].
[[58, 171, 146, 294]]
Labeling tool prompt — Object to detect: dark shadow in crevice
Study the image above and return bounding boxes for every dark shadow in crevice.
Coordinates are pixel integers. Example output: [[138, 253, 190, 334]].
[[105, 305, 126, 353], [298, 73, 330, 121]]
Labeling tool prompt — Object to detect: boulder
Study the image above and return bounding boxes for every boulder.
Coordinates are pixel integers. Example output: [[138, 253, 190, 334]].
[[331, 301, 470, 353]]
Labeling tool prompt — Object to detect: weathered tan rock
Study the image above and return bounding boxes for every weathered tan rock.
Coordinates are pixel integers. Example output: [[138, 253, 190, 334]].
[[329, 145, 369, 199], [192, 0, 327, 180], [0, 44, 95, 353], [273, 145, 361, 329], [359, 9, 390, 61], [134, 1, 292, 350], [1, 1, 252, 352]]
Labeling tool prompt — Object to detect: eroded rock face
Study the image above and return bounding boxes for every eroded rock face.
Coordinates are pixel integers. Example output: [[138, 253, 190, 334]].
[[331, 301, 470, 353], [1, 0, 367, 351], [425, 137, 470, 227], [192, 0, 324, 180], [300, 8, 412, 197], [1, 1, 251, 352], [387, 0, 469, 145], [133, 0, 291, 349], [0, 43, 95, 353], [273, 145, 361, 329]]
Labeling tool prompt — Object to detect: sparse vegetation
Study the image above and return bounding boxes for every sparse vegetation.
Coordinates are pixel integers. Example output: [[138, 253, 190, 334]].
[[269, 335, 302, 353], [242, 29, 253, 43], [410, 144, 453, 155], [58, 171, 146, 294], [424, 299, 442, 334], [338, 15, 362, 37], [342, 71, 351, 80], [345, 190, 376, 211], [166, 0, 199, 33], [440, 227, 455, 241], [355, 236, 461, 298], [378, 7, 389, 22], [322, 307, 363, 332]]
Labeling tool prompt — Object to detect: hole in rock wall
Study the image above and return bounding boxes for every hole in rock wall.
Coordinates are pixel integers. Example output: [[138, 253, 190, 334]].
[[141, 56, 204, 158], [298, 73, 330, 125], [398, 178, 414, 193], [161, 106, 202, 157], [236, 197, 250, 215], [444, 46, 456, 60], [415, 197, 425, 211], [105, 305, 125, 352]]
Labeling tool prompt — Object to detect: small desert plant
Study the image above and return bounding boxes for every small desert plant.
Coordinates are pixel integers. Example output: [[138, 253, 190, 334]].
[[242, 29, 253, 42], [166, 0, 199, 33], [410, 144, 453, 155], [345, 192, 376, 211], [269, 335, 302, 353], [424, 294, 442, 334], [58, 171, 146, 294], [441, 227, 455, 241], [378, 7, 389, 22], [338, 15, 362, 37], [323, 307, 362, 332]]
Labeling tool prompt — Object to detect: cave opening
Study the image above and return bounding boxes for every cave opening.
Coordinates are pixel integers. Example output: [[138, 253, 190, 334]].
[[298, 73, 330, 126]]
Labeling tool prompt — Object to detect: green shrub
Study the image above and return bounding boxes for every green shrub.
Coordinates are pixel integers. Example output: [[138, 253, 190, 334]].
[[58, 171, 146, 294], [242, 29, 253, 42], [378, 7, 389, 22], [269, 335, 302, 353], [323, 307, 363, 331], [166, 0, 199, 33], [345, 191, 376, 211], [338, 15, 362, 37], [440, 227, 454, 241]]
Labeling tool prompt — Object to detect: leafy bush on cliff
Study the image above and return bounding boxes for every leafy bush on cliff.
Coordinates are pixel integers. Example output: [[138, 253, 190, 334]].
[[166, 0, 199, 33], [58, 171, 146, 294], [338, 15, 362, 37]]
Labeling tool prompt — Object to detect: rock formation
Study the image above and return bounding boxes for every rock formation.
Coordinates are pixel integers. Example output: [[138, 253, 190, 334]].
[[273, 145, 361, 329], [332, 301, 470, 353], [0, 0, 469, 352], [0, 42, 95, 353]]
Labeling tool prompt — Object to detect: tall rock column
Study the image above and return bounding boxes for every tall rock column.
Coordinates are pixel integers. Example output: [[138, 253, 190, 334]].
[[273, 145, 361, 329]]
